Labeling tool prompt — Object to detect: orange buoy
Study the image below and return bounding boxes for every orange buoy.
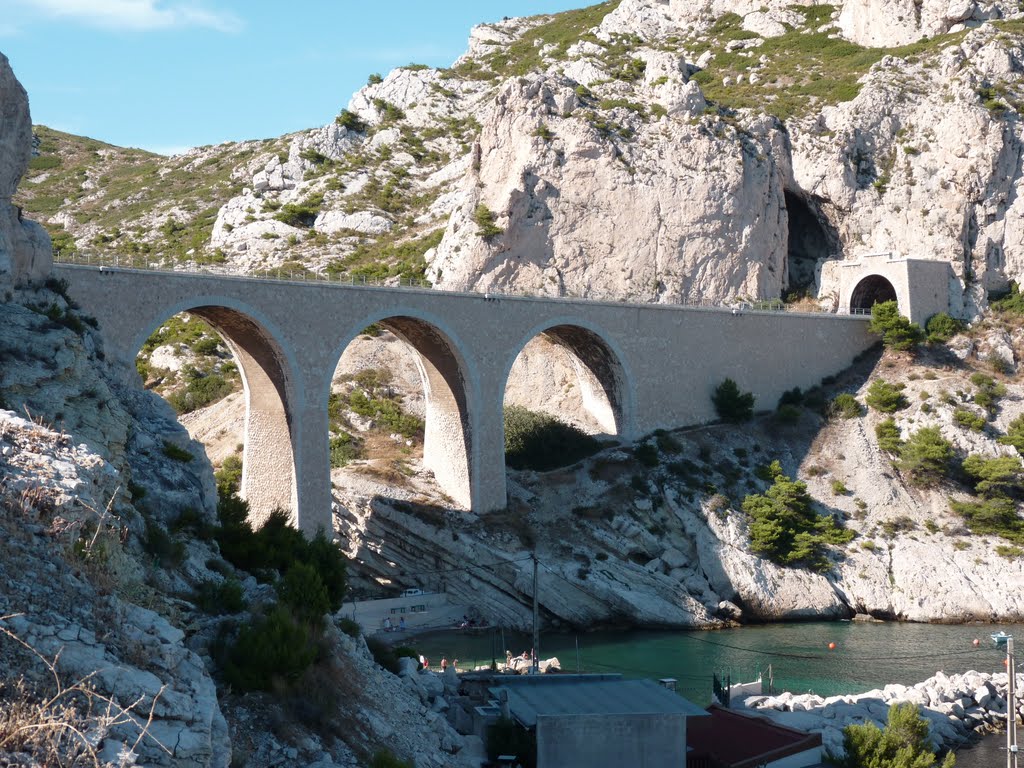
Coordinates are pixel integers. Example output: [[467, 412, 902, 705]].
[[973, 638, 981, 646], [828, 642, 837, 650]]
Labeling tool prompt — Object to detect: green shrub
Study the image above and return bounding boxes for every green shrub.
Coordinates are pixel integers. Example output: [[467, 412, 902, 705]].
[[950, 496, 1024, 542], [214, 496, 348, 609], [335, 109, 367, 132], [953, 408, 987, 432], [654, 430, 681, 453], [193, 578, 246, 614], [215, 454, 243, 495], [996, 544, 1024, 559], [276, 562, 330, 627], [167, 370, 234, 414], [869, 301, 924, 351], [774, 404, 802, 425], [829, 393, 862, 419], [970, 372, 1005, 414], [370, 751, 414, 768], [742, 474, 853, 572], [338, 617, 361, 637], [161, 441, 194, 462], [533, 123, 554, 140], [365, 637, 420, 674], [961, 454, 1024, 499], [777, 387, 803, 407], [367, 73, 384, 86], [755, 459, 784, 482], [274, 194, 324, 228], [329, 432, 362, 467], [898, 427, 953, 487], [712, 378, 755, 422], [221, 606, 318, 691], [831, 480, 849, 495], [143, 518, 186, 569], [839, 702, 954, 768], [999, 414, 1024, 452], [876, 418, 904, 454], [865, 379, 907, 413], [473, 204, 503, 240], [633, 442, 659, 467], [504, 406, 601, 471], [925, 312, 963, 343]]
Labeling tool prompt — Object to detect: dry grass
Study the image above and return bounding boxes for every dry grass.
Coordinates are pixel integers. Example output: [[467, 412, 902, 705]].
[[0, 615, 169, 767]]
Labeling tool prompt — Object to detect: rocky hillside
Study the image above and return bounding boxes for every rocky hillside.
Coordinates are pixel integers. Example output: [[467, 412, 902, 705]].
[[17, 0, 1024, 314]]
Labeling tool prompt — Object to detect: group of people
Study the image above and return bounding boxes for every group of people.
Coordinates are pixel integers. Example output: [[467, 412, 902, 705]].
[[418, 656, 457, 672], [382, 616, 406, 632]]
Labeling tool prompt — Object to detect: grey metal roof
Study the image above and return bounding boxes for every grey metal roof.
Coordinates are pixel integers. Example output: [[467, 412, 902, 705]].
[[489, 678, 709, 727]]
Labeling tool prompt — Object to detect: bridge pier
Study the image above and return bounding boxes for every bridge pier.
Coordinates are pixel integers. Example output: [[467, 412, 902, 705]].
[[291, 403, 333, 536]]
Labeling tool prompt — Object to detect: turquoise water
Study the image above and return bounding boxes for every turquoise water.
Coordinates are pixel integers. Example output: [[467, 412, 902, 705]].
[[413, 620, 1024, 704]]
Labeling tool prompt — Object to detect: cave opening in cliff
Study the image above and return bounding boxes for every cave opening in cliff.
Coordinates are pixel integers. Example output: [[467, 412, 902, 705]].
[[502, 324, 626, 471], [850, 275, 898, 313], [784, 191, 833, 297]]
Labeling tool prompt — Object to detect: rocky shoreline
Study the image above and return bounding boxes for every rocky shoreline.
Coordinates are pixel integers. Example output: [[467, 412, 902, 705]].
[[742, 670, 1021, 758]]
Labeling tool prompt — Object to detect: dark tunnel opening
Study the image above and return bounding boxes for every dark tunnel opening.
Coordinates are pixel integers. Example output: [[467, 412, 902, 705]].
[[785, 191, 833, 297]]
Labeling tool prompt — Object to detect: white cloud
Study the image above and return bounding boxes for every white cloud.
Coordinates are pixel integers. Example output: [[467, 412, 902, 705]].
[[19, 0, 240, 32]]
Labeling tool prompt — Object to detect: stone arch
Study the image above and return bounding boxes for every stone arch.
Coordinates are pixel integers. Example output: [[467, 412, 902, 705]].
[[325, 312, 475, 509], [131, 298, 298, 528], [502, 320, 633, 438], [850, 274, 899, 314]]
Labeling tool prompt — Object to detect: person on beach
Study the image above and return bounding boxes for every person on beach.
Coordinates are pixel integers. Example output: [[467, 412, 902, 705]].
[[383, 617, 392, 632], [441, 657, 449, 672]]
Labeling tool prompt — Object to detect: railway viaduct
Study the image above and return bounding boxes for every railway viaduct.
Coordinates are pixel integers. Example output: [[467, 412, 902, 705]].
[[55, 263, 876, 535]]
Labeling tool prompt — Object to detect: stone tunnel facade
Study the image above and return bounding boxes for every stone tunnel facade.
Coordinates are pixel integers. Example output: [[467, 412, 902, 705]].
[[56, 265, 875, 535]]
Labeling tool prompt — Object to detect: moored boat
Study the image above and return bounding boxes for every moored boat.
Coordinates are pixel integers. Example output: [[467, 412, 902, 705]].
[[991, 631, 1011, 645]]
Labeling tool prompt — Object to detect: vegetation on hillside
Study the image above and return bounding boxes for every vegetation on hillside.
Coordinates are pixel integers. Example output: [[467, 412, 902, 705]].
[[504, 405, 602, 470], [689, 8, 971, 122], [838, 702, 955, 768], [742, 464, 854, 572]]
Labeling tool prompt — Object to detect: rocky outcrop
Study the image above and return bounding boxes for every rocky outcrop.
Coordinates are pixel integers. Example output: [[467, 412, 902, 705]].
[[426, 75, 786, 303], [744, 669, 1022, 758], [0, 52, 50, 287]]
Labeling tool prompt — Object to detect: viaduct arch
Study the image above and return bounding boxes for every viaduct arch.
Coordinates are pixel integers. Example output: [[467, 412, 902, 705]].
[[325, 312, 475, 510], [502, 320, 633, 438], [56, 265, 875, 535]]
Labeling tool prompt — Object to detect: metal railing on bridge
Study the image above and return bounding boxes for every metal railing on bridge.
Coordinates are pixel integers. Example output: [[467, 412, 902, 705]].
[[53, 251, 871, 318]]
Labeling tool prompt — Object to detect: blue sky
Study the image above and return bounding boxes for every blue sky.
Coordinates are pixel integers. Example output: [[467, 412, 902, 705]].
[[3, 0, 590, 154]]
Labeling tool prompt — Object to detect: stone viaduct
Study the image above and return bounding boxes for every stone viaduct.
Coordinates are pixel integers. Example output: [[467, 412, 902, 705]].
[[55, 264, 876, 535]]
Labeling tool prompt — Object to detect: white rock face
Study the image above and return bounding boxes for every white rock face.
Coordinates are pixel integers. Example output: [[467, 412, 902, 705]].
[[838, 0, 1016, 46], [315, 209, 393, 235], [427, 75, 787, 303], [0, 53, 50, 287]]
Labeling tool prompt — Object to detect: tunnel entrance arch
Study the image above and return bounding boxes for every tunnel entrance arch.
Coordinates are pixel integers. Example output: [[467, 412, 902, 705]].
[[326, 314, 474, 509], [849, 275, 898, 314], [132, 303, 297, 528]]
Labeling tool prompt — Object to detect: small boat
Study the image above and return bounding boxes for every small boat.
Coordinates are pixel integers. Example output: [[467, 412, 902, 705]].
[[992, 631, 1012, 645]]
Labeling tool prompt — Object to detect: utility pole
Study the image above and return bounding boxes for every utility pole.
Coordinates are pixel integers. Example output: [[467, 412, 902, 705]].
[[1010, 635, 1019, 768], [532, 554, 540, 675]]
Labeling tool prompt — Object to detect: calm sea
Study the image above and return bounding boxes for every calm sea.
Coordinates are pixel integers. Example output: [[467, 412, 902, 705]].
[[412, 620, 1024, 761]]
